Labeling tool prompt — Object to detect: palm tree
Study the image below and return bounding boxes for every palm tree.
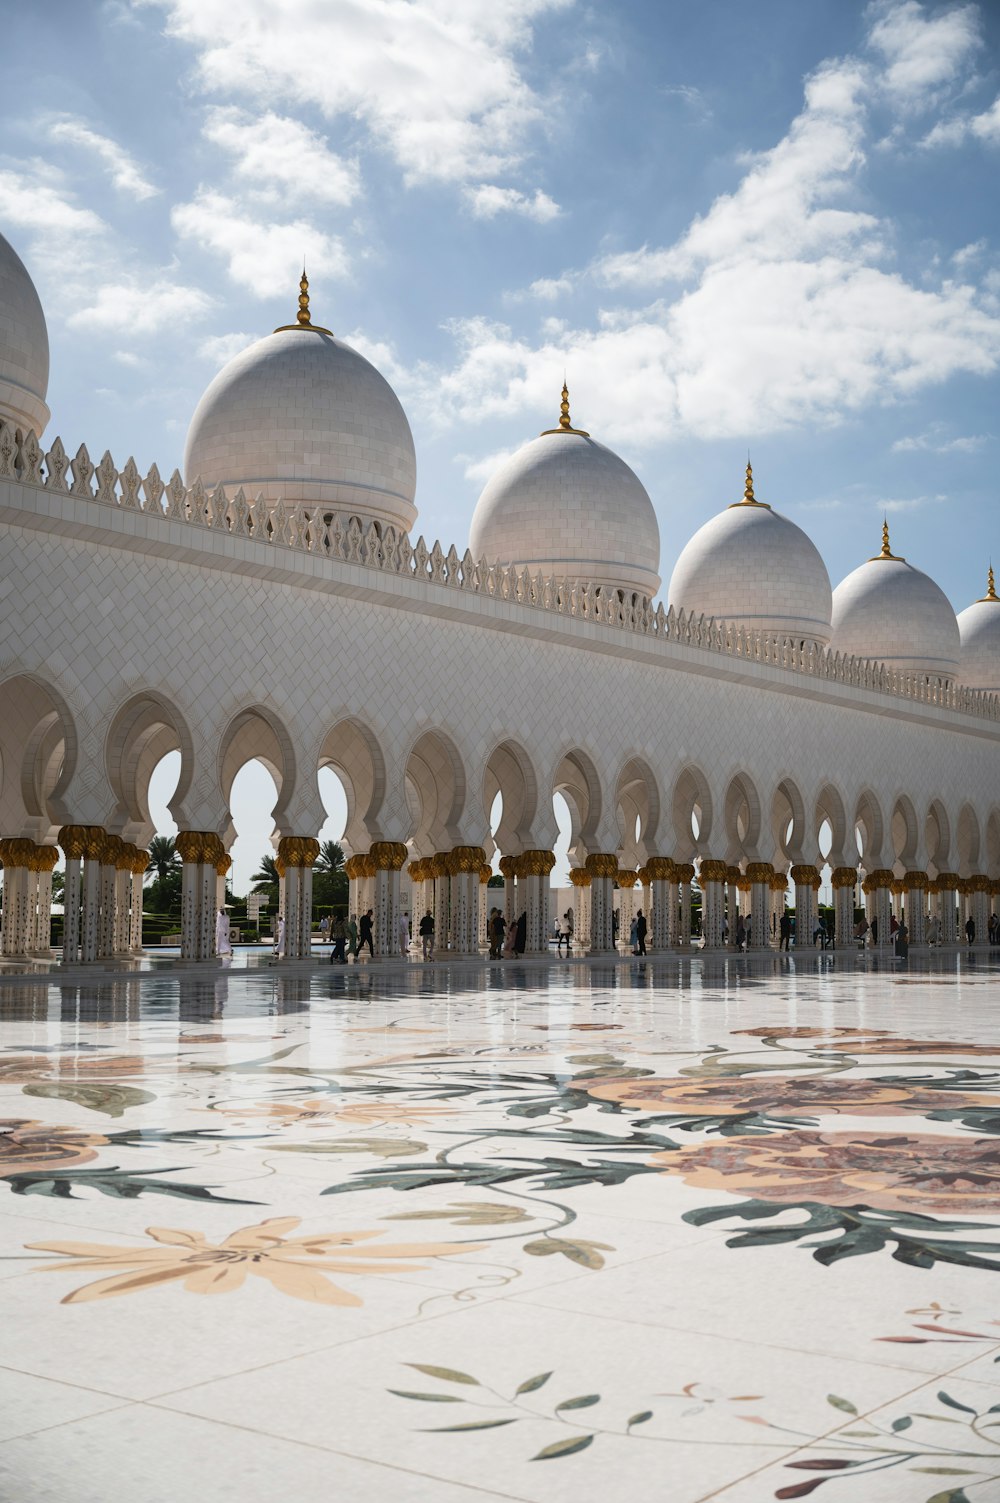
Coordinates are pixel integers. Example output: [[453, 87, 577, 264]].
[[252, 854, 281, 890], [146, 836, 179, 884], [314, 840, 345, 874]]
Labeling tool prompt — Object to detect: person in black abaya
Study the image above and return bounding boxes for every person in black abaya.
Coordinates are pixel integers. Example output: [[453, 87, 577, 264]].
[[515, 911, 527, 956]]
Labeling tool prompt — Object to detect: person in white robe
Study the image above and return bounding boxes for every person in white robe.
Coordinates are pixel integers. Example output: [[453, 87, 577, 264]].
[[215, 907, 231, 956], [275, 915, 285, 957], [398, 910, 410, 956]]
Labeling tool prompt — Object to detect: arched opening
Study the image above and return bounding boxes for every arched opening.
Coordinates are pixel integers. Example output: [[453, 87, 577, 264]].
[[891, 795, 920, 874], [985, 809, 1000, 879], [854, 790, 885, 873], [771, 777, 807, 865], [553, 748, 602, 866], [404, 729, 467, 857], [723, 771, 762, 866], [104, 692, 193, 843], [615, 757, 660, 866], [671, 764, 712, 859], [484, 739, 538, 862], [218, 706, 295, 897], [925, 799, 951, 876], [957, 803, 981, 873], [318, 717, 386, 856], [0, 673, 77, 841]]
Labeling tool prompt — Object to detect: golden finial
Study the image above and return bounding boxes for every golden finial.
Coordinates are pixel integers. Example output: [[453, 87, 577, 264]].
[[978, 563, 998, 603], [274, 266, 332, 335], [728, 457, 771, 509], [870, 516, 903, 562], [541, 380, 589, 437]]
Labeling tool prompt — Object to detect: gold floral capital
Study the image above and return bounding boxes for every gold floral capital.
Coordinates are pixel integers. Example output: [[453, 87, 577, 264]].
[[616, 868, 638, 888], [644, 857, 675, 882], [699, 859, 729, 884], [936, 872, 961, 889], [831, 867, 858, 889], [131, 847, 150, 876], [769, 872, 788, 892], [498, 855, 517, 879], [674, 862, 696, 884], [746, 862, 773, 884], [725, 865, 742, 885], [864, 868, 895, 891], [790, 864, 821, 890], [585, 853, 619, 880], [58, 825, 89, 861], [479, 864, 492, 884], [568, 866, 591, 887], [215, 854, 233, 878], [370, 841, 408, 871], [513, 849, 555, 878]]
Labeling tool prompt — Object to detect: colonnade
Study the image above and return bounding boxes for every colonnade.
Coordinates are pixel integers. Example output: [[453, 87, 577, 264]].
[[2, 831, 998, 964]]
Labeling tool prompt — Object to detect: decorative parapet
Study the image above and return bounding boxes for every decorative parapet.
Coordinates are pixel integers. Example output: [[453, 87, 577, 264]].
[[3, 416, 999, 725]]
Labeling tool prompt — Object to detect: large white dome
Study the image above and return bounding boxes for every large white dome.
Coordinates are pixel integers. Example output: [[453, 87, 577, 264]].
[[468, 389, 661, 599], [957, 568, 1000, 692], [184, 277, 416, 533], [668, 466, 832, 644], [0, 229, 50, 436], [830, 525, 960, 680]]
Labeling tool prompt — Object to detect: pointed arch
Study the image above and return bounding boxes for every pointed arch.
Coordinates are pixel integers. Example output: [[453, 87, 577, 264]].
[[671, 764, 712, 859]]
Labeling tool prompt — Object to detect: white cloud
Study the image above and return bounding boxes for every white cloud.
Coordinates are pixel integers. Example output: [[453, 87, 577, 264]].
[[49, 116, 159, 199], [458, 446, 519, 486], [952, 239, 987, 269], [114, 350, 148, 368], [69, 279, 213, 335], [0, 165, 106, 238], [921, 92, 1000, 149], [405, 7, 1000, 447], [465, 184, 561, 222], [891, 427, 988, 454], [197, 330, 255, 366], [171, 190, 348, 298], [880, 493, 947, 512], [145, 0, 571, 191], [661, 84, 712, 122], [202, 107, 360, 205], [866, 0, 981, 111]]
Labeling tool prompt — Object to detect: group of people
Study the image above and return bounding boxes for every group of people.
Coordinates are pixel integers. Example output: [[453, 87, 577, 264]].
[[313, 910, 374, 963], [488, 907, 526, 958]]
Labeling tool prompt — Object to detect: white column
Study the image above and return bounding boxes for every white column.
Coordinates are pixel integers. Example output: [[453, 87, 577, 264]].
[[586, 856, 616, 952], [747, 865, 772, 950], [300, 863, 314, 958], [130, 863, 144, 953], [98, 845, 117, 960], [617, 881, 635, 950], [938, 879, 958, 945], [699, 861, 727, 949], [60, 830, 84, 964], [180, 853, 199, 961], [649, 873, 670, 951], [904, 875, 927, 945], [478, 879, 490, 950], [666, 879, 680, 946], [114, 866, 131, 954], [283, 864, 300, 960], [570, 873, 590, 948], [792, 868, 818, 948], [81, 840, 103, 964], [832, 872, 857, 950], [972, 883, 990, 949], [874, 881, 893, 950]]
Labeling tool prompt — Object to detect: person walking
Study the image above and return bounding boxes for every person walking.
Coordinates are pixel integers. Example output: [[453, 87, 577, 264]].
[[966, 914, 976, 947], [489, 907, 504, 959], [398, 909, 410, 957], [215, 906, 231, 957], [779, 910, 791, 952], [503, 917, 517, 957], [330, 913, 347, 963], [635, 909, 647, 956], [347, 913, 358, 960], [514, 911, 527, 957], [612, 909, 620, 946], [735, 915, 746, 952], [318, 915, 330, 947], [274, 914, 285, 958], [870, 916, 879, 946], [358, 909, 374, 958], [419, 909, 434, 961], [895, 920, 909, 959], [926, 913, 940, 945], [629, 915, 638, 953], [556, 908, 573, 955]]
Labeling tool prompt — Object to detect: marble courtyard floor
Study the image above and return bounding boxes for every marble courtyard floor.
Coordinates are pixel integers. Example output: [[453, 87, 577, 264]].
[[1, 953, 1000, 1503]]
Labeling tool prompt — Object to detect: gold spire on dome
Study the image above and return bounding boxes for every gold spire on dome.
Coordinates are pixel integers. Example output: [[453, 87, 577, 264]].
[[978, 563, 998, 603], [541, 382, 589, 437], [870, 517, 903, 562], [728, 459, 771, 509], [274, 268, 332, 335]]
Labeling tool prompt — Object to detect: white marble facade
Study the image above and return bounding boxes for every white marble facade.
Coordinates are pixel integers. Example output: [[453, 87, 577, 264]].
[[1, 227, 1000, 965]]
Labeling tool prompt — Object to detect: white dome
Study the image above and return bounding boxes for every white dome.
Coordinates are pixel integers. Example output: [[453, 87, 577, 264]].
[[830, 526, 959, 680], [0, 230, 50, 436], [957, 571, 1000, 692], [668, 466, 832, 644], [185, 281, 416, 533], [469, 393, 661, 599]]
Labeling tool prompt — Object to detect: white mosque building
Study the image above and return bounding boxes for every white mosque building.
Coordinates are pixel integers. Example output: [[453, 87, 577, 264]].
[[1, 228, 999, 966]]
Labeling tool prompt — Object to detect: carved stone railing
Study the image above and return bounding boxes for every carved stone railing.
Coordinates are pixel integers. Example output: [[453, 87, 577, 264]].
[[2, 418, 998, 725]]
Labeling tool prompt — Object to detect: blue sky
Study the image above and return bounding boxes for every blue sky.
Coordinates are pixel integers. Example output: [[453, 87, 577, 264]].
[[3, 0, 1000, 894]]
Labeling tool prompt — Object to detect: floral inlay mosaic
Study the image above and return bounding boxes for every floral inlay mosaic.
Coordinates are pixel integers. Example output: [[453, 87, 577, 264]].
[[3, 958, 1000, 1503]]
